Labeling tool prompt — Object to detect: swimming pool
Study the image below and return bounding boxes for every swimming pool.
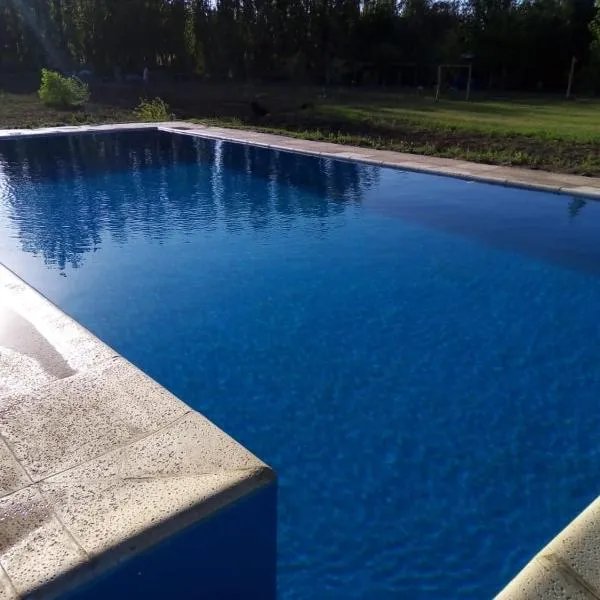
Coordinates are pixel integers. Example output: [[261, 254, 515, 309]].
[[1, 129, 599, 599]]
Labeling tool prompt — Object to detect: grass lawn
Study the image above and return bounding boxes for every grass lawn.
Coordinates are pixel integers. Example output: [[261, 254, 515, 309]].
[[321, 90, 600, 140], [1, 82, 599, 175]]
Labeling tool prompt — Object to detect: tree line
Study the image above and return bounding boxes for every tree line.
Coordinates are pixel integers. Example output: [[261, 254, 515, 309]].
[[1, 0, 600, 92]]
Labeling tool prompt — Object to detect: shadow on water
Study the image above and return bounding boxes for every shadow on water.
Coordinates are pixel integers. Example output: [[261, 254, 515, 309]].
[[0, 130, 379, 271]]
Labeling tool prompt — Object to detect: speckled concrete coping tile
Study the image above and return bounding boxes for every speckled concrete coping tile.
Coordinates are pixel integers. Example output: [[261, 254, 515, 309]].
[[0, 264, 274, 599], [496, 497, 600, 599]]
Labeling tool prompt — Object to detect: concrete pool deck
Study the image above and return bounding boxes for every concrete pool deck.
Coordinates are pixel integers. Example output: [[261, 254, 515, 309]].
[[0, 264, 275, 598], [496, 497, 600, 600], [1, 122, 600, 598]]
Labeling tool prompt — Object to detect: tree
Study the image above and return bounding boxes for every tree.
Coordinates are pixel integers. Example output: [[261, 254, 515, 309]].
[[1, 0, 599, 92]]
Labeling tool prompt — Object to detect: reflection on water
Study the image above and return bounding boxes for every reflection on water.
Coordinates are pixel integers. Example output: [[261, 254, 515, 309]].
[[0, 130, 379, 271]]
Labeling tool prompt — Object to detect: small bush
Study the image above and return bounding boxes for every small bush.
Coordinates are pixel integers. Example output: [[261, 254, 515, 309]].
[[134, 97, 171, 122], [38, 69, 90, 109]]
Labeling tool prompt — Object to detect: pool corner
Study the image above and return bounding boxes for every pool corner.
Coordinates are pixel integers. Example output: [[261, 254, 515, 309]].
[[0, 263, 277, 599], [496, 496, 600, 600]]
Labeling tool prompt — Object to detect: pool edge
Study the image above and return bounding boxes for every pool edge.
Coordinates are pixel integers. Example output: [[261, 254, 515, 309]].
[[160, 122, 600, 200], [1, 121, 599, 198], [495, 496, 600, 599], [0, 262, 277, 599]]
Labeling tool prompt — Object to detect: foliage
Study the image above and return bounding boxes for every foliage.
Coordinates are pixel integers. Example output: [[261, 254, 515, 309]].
[[134, 97, 171, 122], [589, 0, 600, 77], [38, 69, 90, 109], [0, 0, 597, 93]]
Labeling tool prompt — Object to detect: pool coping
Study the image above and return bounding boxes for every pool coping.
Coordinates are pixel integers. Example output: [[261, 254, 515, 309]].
[[1, 121, 598, 198], [0, 263, 275, 599], [495, 496, 600, 600], [1, 122, 600, 599]]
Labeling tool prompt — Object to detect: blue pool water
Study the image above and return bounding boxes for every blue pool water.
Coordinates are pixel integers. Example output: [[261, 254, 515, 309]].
[[1, 130, 600, 598]]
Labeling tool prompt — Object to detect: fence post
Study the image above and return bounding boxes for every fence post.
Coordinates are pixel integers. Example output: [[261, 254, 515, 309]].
[[466, 64, 472, 101], [566, 56, 577, 99]]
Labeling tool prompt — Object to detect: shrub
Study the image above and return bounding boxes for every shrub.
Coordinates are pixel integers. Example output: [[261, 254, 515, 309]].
[[134, 97, 171, 122], [38, 69, 90, 109]]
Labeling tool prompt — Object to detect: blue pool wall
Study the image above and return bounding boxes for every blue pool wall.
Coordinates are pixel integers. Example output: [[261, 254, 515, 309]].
[[65, 483, 277, 600]]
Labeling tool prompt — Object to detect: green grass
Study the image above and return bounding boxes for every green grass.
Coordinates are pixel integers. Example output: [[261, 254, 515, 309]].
[[318, 92, 600, 141], [1, 84, 600, 175], [188, 86, 600, 174]]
